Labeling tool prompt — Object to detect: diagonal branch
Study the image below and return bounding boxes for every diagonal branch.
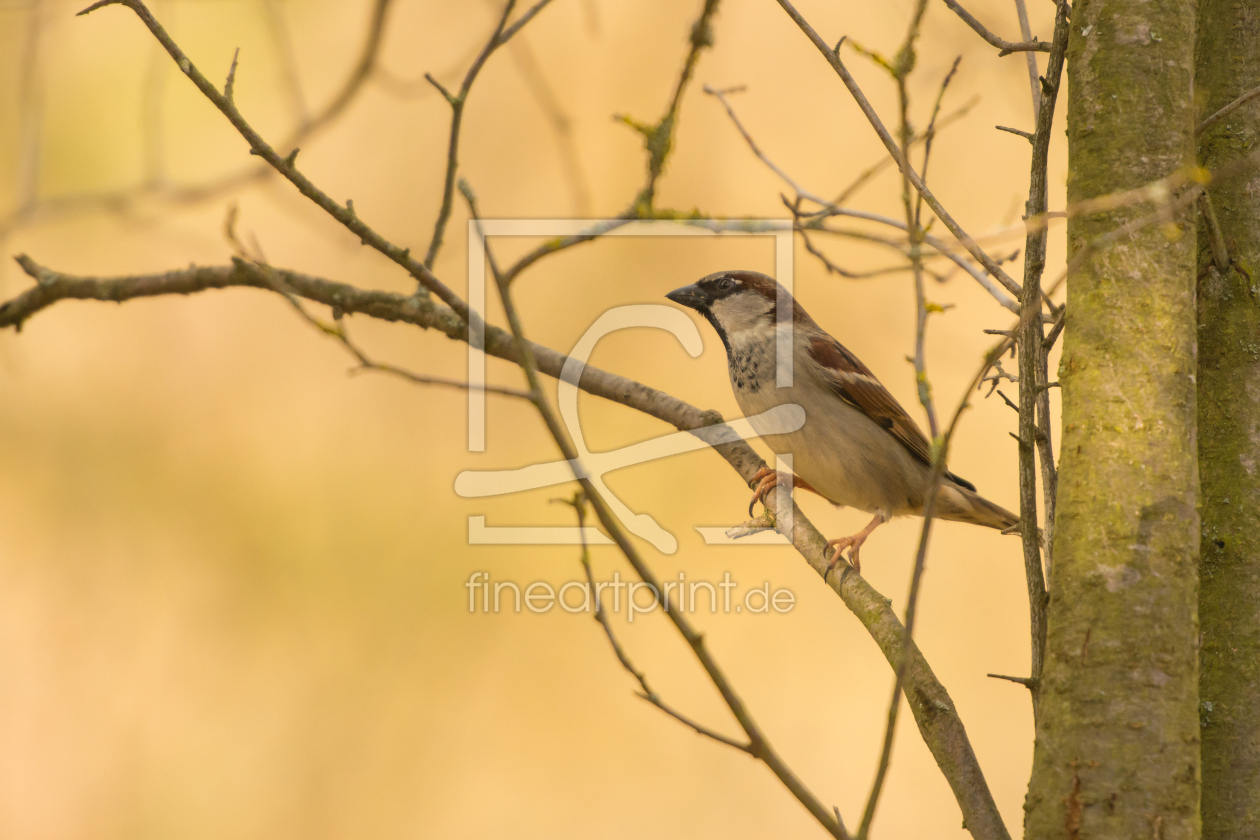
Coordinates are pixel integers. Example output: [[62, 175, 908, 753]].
[[3, 0, 396, 240], [421, 0, 555, 270], [703, 83, 1018, 312], [773, 0, 1023, 298], [941, 0, 1052, 55], [78, 0, 471, 322], [480, 209, 849, 838], [563, 491, 757, 755], [0, 254, 1009, 838], [1196, 80, 1260, 136]]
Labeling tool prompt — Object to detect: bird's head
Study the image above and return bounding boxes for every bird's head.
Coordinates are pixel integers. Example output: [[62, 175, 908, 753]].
[[666, 270, 805, 350]]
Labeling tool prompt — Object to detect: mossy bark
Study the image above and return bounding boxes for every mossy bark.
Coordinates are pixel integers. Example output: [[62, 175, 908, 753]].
[[1195, 2, 1260, 837], [1024, 1, 1201, 838]]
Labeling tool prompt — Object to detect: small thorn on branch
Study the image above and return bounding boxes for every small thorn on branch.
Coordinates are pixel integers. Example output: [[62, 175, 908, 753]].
[[284, 147, 300, 168], [987, 673, 1039, 689], [995, 125, 1035, 142], [77, 0, 120, 16], [225, 47, 241, 103], [995, 389, 1019, 412], [424, 72, 457, 106]]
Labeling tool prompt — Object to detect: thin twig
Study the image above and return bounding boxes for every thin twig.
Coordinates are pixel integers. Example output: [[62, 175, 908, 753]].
[[774, 0, 1023, 298], [1198, 191, 1231, 272], [626, 0, 720, 212], [995, 125, 1035, 142], [799, 226, 919, 280], [560, 492, 756, 755], [2, 254, 1004, 839], [422, 0, 556, 270], [500, 0, 720, 284], [704, 83, 1018, 312], [5, 0, 395, 241], [802, 206, 1019, 312], [79, 0, 471, 321], [857, 9, 939, 834], [832, 95, 980, 206], [479, 199, 849, 837], [1012, 0, 1041, 118], [1197, 80, 1260, 136], [1014, 0, 1070, 719], [941, 0, 1051, 55]]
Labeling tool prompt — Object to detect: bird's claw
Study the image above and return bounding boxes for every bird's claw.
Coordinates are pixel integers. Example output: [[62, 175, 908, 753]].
[[825, 536, 863, 575], [748, 467, 795, 517]]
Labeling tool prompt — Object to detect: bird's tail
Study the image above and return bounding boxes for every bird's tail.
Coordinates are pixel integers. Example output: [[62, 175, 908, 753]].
[[936, 483, 1018, 531]]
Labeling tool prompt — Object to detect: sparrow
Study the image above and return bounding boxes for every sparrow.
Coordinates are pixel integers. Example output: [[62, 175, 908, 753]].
[[666, 269, 1017, 571]]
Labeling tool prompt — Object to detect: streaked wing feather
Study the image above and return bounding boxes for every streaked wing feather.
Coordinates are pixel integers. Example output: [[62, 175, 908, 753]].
[[807, 335, 934, 467]]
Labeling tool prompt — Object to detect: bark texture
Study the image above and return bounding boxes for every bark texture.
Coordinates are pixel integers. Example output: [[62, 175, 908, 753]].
[[1195, 1, 1260, 836], [1025, 1, 1201, 838]]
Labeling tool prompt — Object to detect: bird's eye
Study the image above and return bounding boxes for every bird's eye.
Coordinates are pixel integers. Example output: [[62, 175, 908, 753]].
[[715, 277, 735, 292]]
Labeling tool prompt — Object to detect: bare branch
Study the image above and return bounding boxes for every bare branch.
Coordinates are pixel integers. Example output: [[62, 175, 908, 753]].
[[422, 0, 557, 270], [704, 83, 1018, 312], [773, 0, 1023, 298], [0, 255, 1006, 837], [858, 11, 943, 832], [482, 204, 850, 837], [995, 124, 1034, 142], [1012, 0, 1042, 118], [560, 493, 756, 756], [77, 0, 470, 320], [3, 0, 394, 239], [609, 0, 721, 215], [1014, 0, 1070, 721], [803, 206, 1019, 312], [831, 95, 979, 207], [499, 1, 721, 284], [705, 84, 815, 198], [941, 0, 1052, 55], [1197, 80, 1260, 136]]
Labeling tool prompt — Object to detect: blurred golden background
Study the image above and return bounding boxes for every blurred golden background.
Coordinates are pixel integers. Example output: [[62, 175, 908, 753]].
[[0, 0, 1066, 836]]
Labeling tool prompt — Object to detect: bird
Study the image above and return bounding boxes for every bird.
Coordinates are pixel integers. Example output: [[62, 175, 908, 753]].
[[666, 269, 1017, 571]]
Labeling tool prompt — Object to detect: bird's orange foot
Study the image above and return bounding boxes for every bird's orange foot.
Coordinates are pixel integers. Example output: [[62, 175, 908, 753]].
[[824, 514, 887, 575], [748, 467, 816, 516]]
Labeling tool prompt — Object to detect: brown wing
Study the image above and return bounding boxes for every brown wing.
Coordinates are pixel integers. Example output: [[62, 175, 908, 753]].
[[807, 335, 933, 467]]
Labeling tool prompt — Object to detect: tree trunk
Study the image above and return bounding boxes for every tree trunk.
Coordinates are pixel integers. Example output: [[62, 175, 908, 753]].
[[1024, 1, 1201, 837], [1195, 1, 1260, 836]]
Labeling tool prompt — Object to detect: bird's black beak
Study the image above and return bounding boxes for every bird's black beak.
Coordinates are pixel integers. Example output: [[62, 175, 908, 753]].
[[666, 283, 708, 310]]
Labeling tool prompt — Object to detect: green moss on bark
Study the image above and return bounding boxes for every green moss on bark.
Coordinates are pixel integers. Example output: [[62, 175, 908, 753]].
[[1196, 2, 1260, 837], [1025, 1, 1201, 838]]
